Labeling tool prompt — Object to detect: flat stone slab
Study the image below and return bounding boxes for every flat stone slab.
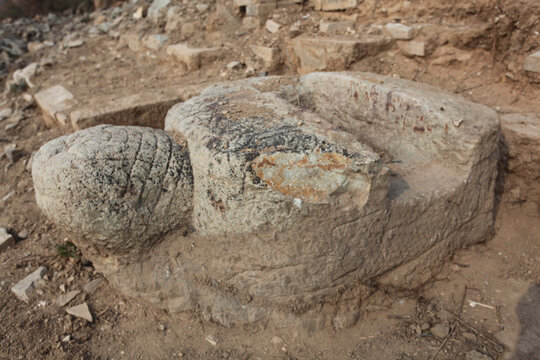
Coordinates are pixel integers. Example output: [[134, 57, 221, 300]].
[[289, 35, 392, 73], [35, 85, 78, 127], [36, 83, 204, 129], [32, 72, 499, 329]]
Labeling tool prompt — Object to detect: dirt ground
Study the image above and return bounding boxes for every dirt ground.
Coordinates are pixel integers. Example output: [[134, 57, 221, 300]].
[[0, 0, 539, 359]]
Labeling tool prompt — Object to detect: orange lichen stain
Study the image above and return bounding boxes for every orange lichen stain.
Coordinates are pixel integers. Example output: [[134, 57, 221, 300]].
[[251, 152, 351, 202]]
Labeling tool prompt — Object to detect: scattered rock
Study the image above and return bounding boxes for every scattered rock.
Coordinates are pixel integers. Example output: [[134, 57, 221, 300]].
[[55, 290, 80, 307], [226, 61, 243, 70], [66, 302, 93, 322], [320, 21, 354, 33], [83, 278, 104, 294], [166, 43, 224, 70], [195, 3, 209, 12], [205, 335, 218, 346], [245, 3, 275, 17], [13, 62, 38, 88], [290, 35, 391, 73], [465, 350, 492, 360], [4, 143, 23, 163], [133, 6, 145, 19], [0, 108, 12, 121], [27, 40, 54, 53], [431, 322, 450, 338], [462, 332, 477, 341], [265, 19, 281, 33], [384, 23, 413, 40], [250, 45, 280, 69], [17, 229, 28, 240], [11, 266, 47, 302], [0, 227, 15, 252], [421, 322, 431, 330], [148, 0, 171, 24], [397, 40, 426, 57], [66, 39, 85, 48], [143, 34, 168, 51], [313, 0, 357, 11], [524, 50, 540, 74], [35, 85, 77, 126], [271, 336, 283, 344]]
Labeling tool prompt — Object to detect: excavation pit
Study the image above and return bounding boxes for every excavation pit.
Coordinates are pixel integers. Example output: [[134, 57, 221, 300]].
[[32, 72, 500, 328]]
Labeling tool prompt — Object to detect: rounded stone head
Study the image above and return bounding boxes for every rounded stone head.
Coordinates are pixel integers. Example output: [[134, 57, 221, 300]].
[[32, 125, 193, 255]]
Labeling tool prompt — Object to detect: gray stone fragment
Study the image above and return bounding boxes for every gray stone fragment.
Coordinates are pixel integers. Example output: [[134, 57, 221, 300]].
[[11, 266, 47, 302], [66, 302, 93, 322], [431, 322, 450, 338], [55, 290, 80, 306], [0, 227, 15, 252], [83, 278, 104, 294], [0, 108, 12, 121], [524, 50, 540, 74]]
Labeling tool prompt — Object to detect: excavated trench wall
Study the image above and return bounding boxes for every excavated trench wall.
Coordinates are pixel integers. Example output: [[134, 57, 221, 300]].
[[32, 72, 500, 329]]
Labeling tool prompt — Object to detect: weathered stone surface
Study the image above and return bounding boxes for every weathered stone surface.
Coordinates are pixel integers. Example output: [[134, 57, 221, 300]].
[[289, 35, 391, 73], [35, 85, 77, 127], [313, 0, 357, 11], [397, 40, 426, 57], [320, 21, 354, 33], [524, 50, 540, 74], [33, 73, 499, 328], [11, 267, 46, 302], [0, 227, 15, 252], [384, 23, 413, 40], [501, 113, 540, 207], [167, 43, 224, 70], [32, 125, 193, 255]]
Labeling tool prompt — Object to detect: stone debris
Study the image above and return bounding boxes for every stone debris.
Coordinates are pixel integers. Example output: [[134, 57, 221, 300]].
[[319, 21, 354, 33], [143, 34, 168, 51], [313, 0, 357, 11], [524, 50, 540, 74], [11, 266, 47, 302], [55, 290, 80, 307], [431, 322, 450, 338], [384, 23, 413, 40], [166, 43, 224, 70], [148, 0, 171, 24], [66, 302, 93, 322], [66, 39, 85, 48], [465, 350, 492, 360], [12, 62, 39, 88], [35, 85, 77, 126], [0, 227, 15, 252], [4, 143, 23, 163], [27, 40, 54, 53], [290, 35, 391, 73], [250, 45, 280, 68], [397, 40, 426, 57], [205, 335, 218, 346], [0, 108, 12, 121], [265, 19, 281, 33], [83, 278, 104, 294]]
